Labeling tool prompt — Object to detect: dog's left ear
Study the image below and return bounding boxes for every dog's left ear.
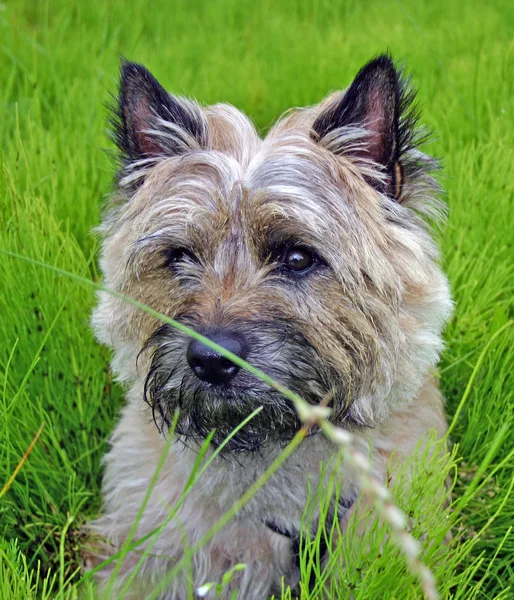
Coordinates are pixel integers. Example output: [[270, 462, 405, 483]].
[[312, 55, 415, 200], [112, 60, 208, 170]]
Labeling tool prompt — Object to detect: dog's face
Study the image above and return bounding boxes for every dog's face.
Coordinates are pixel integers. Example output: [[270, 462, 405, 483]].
[[93, 56, 452, 452]]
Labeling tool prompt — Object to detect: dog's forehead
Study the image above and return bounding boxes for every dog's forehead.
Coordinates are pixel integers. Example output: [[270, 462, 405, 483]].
[[116, 104, 384, 258], [205, 101, 365, 217], [146, 151, 361, 245]]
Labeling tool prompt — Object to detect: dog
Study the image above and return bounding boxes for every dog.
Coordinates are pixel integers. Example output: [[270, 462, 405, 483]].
[[87, 54, 452, 598]]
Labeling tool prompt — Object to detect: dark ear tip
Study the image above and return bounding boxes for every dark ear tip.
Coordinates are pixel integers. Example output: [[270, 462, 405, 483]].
[[369, 53, 395, 67], [119, 59, 153, 87], [358, 54, 398, 80]]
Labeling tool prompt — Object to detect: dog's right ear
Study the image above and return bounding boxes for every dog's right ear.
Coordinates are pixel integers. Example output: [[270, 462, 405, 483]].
[[112, 60, 208, 168], [311, 55, 422, 200]]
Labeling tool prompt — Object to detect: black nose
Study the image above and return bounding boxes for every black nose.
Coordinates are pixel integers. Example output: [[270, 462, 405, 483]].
[[186, 331, 248, 385]]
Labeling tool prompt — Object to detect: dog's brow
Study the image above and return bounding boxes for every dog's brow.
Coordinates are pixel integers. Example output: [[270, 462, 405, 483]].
[[133, 230, 188, 249], [259, 185, 331, 217], [128, 230, 193, 267], [246, 185, 350, 241]]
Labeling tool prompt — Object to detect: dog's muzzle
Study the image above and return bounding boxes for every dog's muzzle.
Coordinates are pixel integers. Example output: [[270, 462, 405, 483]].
[[142, 321, 348, 452]]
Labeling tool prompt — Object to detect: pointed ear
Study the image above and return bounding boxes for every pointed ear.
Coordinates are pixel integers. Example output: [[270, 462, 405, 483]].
[[112, 60, 208, 165], [312, 55, 415, 199]]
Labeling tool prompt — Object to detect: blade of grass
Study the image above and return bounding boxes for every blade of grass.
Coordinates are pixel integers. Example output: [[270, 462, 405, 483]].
[[0, 423, 45, 500]]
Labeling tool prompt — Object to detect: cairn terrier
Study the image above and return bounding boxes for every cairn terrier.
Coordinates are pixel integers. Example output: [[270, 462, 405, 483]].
[[88, 54, 452, 598]]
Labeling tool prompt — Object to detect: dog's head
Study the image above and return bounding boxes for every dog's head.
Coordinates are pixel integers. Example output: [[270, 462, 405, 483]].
[[93, 56, 452, 452]]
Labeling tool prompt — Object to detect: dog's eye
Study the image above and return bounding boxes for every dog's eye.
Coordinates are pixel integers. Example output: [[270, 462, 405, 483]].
[[164, 248, 197, 268], [282, 246, 316, 273]]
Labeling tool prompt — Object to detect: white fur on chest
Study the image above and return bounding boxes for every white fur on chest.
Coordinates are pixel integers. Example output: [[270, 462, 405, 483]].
[[90, 393, 364, 598]]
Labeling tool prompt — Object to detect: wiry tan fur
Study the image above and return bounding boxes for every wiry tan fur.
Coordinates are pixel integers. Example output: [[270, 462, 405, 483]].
[[87, 58, 452, 599]]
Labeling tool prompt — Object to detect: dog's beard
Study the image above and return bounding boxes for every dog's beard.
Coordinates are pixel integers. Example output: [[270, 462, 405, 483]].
[[149, 375, 303, 452], [141, 322, 346, 453]]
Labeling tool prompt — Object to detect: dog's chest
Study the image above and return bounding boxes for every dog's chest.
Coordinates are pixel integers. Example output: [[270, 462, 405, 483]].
[[173, 435, 358, 536]]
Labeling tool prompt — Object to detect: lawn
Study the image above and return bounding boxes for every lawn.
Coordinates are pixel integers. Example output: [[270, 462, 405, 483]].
[[1, 0, 513, 598]]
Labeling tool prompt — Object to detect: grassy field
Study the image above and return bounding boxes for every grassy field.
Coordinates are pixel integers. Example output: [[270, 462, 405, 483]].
[[1, 0, 513, 598]]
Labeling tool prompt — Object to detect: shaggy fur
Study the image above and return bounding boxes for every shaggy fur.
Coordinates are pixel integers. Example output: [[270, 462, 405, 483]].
[[87, 55, 452, 598]]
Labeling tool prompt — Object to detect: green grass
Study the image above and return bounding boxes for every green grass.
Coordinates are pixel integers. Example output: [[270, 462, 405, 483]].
[[1, 0, 513, 597]]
